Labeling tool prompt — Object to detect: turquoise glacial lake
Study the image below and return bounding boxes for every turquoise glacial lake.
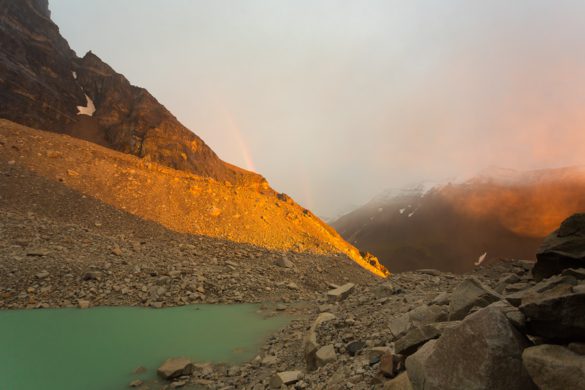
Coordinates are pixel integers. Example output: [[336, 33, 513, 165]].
[[0, 304, 287, 390]]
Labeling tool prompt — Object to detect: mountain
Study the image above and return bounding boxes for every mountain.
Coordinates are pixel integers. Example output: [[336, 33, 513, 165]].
[[0, 0, 257, 184], [0, 0, 388, 277], [332, 166, 585, 273]]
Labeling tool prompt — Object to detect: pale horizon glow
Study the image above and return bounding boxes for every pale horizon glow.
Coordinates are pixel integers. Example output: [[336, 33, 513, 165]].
[[50, 0, 585, 218]]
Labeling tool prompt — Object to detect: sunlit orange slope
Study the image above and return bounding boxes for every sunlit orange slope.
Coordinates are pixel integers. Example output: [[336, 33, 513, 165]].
[[0, 119, 388, 277]]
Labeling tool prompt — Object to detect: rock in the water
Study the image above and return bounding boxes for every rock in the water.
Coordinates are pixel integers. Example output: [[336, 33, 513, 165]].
[[520, 291, 585, 341], [405, 307, 536, 390], [270, 370, 302, 388], [129, 379, 143, 388], [77, 299, 90, 309], [534, 213, 585, 281], [327, 283, 355, 302], [315, 344, 337, 367], [448, 278, 502, 320], [522, 344, 585, 390], [157, 357, 194, 380]]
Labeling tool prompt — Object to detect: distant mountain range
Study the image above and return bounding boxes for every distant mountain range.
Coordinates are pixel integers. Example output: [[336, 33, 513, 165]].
[[0, 0, 388, 276], [332, 166, 585, 273]]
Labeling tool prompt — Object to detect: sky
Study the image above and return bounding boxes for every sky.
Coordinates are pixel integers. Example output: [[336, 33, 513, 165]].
[[50, 0, 585, 219]]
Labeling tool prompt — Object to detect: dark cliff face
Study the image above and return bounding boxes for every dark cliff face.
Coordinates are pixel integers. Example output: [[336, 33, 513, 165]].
[[0, 0, 262, 184]]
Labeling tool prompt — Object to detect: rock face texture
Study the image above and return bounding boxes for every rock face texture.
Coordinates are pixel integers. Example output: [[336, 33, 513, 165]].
[[0, 0, 258, 184], [534, 213, 585, 280], [406, 307, 536, 390], [522, 345, 585, 390]]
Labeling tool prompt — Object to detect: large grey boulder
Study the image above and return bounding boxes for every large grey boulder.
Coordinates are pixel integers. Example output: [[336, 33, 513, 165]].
[[520, 291, 585, 341], [534, 213, 585, 281], [157, 357, 194, 379], [509, 274, 577, 307], [448, 278, 502, 320], [405, 307, 536, 390], [522, 344, 585, 390]]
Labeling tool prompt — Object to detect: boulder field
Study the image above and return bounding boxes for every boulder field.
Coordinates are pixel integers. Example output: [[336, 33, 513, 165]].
[[147, 214, 585, 389]]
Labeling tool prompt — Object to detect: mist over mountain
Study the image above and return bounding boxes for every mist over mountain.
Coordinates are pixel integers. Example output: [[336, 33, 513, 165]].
[[332, 166, 585, 273]]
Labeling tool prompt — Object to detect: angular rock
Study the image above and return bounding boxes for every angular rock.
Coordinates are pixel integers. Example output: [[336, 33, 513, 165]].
[[430, 292, 449, 306], [315, 344, 337, 367], [270, 370, 302, 388], [404, 339, 436, 390], [394, 325, 441, 356], [372, 281, 398, 298], [383, 372, 413, 390], [327, 283, 355, 302], [367, 346, 391, 364], [405, 307, 536, 390], [486, 300, 526, 329], [389, 314, 412, 339], [516, 274, 577, 306], [562, 268, 585, 280], [520, 291, 585, 341], [407, 305, 448, 326], [448, 278, 502, 320], [522, 344, 585, 390], [157, 357, 194, 380], [534, 213, 585, 281], [379, 351, 405, 378]]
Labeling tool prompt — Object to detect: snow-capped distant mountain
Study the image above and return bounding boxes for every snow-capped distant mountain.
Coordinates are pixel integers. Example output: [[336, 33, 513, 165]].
[[332, 166, 585, 273]]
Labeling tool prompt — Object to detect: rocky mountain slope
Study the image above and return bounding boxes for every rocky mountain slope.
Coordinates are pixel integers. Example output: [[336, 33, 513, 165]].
[[333, 167, 585, 273], [0, 0, 256, 184], [0, 1, 387, 276], [0, 119, 387, 277]]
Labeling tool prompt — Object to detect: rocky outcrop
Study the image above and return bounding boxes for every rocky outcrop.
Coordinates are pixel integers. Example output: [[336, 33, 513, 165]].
[[520, 290, 585, 341], [405, 307, 536, 390], [522, 344, 585, 390], [534, 213, 585, 280], [0, 0, 259, 185], [447, 278, 501, 320]]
